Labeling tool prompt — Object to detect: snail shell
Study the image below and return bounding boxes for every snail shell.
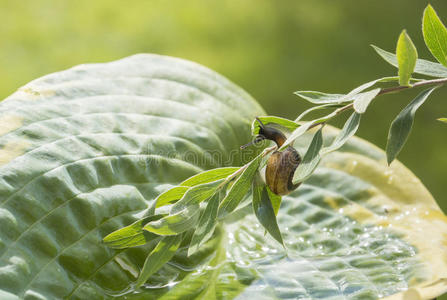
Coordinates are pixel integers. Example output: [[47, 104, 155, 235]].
[[266, 146, 301, 195]]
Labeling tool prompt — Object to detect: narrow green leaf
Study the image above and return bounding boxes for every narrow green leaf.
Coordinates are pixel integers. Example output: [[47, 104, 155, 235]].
[[292, 127, 324, 184], [322, 112, 361, 155], [267, 186, 282, 216], [134, 234, 183, 288], [353, 88, 381, 114], [386, 87, 437, 165], [252, 116, 300, 135], [396, 30, 418, 86], [438, 117, 447, 123], [218, 154, 263, 218], [252, 173, 284, 245], [295, 103, 344, 122], [294, 91, 346, 104], [372, 45, 447, 77], [144, 204, 201, 235], [180, 167, 239, 187], [155, 186, 189, 208], [188, 192, 221, 256], [280, 120, 319, 150], [423, 4, 447, 66], [171, 180, 223, 214], [103, 214, 164, 249], [339, 77, 398, 103]]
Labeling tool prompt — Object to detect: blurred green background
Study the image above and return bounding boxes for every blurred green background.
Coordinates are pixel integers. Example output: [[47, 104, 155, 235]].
[[1, 0, 446, 213]]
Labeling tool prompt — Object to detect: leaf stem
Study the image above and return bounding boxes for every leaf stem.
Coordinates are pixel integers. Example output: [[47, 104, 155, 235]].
[[219, 145, 276, 188], [308, 77, 447, 128]]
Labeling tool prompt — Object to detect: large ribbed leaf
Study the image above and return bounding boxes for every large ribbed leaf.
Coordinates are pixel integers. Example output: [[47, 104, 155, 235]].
[[1, 54, 447, 300], [0, 54, 263, 299]]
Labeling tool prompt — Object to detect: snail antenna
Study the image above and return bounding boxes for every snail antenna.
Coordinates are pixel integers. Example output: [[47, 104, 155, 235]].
[[240, 135, 265, 149], [255, 117, 266, 129]]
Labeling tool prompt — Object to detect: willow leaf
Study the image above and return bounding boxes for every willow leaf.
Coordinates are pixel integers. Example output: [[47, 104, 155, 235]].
[[322, 112, 361, 155], [353, 88, 381, 114], [103, 214, 164, 249], [252, 173, 283, 245], [396, 30, 418, 86], [386, 87, 437, 164], [180, 167, 239, 187], [372, 44, 447, 77], [423, 4, 447, 66], [134, 234, 183, 288], [218, 154, 263, 218], [292, 127, 324, 184], [188, 192, 221, 257]]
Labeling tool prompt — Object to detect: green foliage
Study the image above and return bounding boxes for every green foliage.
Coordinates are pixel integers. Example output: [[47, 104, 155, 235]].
[[439, 117, 447, 123], [134, 234, 183, 288], [423, 4, 447, 66], [188, 192, 220, 256], [218, 154, 262, 218], [292, 127, 324, 183], [372, 44, 447, 77], [252, 173, 284, 245], [396, 30, 418, 86], [103, 214, 163, 249], [1, 3, 447, 300], [386, 87, 438, 165], [352, 88, 380, 114], [322, 112, 361, 154]]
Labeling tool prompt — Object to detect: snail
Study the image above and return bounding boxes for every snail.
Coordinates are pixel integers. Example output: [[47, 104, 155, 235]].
[[241, 118, 301, 195]]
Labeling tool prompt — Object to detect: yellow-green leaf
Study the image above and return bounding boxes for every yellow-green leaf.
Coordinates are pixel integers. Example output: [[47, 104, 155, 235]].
[[396, 30, 418, 86], [423, 4, 447, 66]]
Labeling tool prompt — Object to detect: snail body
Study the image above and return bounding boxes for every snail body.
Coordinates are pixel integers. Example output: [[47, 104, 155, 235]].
[[242, 118, 301, 195]]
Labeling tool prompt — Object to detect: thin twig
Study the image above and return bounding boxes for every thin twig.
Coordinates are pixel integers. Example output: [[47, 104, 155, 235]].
[[307, 77, 447, 129]]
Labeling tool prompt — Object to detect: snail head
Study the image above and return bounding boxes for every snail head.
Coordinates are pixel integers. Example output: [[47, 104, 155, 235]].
[[240, 117, 287, 149]]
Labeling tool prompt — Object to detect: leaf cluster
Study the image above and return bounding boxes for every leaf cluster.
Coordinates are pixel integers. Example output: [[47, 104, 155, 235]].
[[103, 4, 447, 288]]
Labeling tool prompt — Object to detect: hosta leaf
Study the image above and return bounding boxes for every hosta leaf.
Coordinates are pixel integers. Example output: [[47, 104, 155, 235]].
[[134, 234, 183, 288], [386, 87, 437, 165], [292, 127, 324, 184], [396, 30, 418, 86], [0, 54, 263, 298], [102, 214, 164, 249], [180, 167, 239, 187], [353, 88, 381, 114], [218, 154, 263, 218], [188, 192, 220, 257], [423, 4, 447, 67], [372, 45, 447, 77], [252, 173, 284, 245], [322, 112, 361, 155]]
